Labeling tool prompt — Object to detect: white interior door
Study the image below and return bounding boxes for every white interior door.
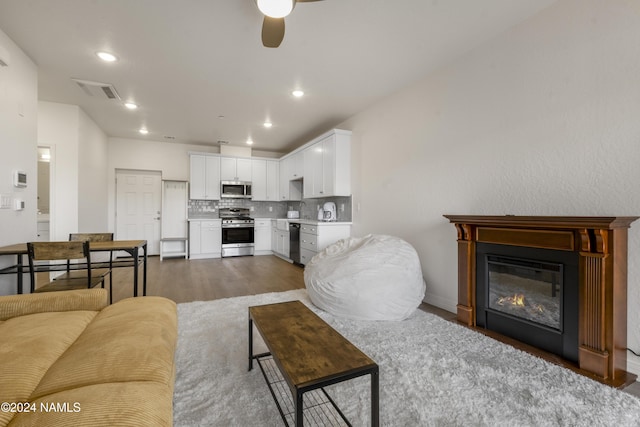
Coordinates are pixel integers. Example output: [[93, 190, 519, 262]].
[[116, 170, 162, 255]]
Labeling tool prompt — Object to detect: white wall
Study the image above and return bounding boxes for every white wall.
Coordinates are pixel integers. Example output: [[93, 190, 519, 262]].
[[0, 28, 38, 295], [341, 0, 640, 374], [37, 101, 108, 239], [78, 108, 108, 232], [37, 101, 79, 240]]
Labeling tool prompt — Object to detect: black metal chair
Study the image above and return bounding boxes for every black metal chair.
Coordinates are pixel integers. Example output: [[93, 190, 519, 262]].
[[27, 241, 110, 294], [67, 233, 114, 302]]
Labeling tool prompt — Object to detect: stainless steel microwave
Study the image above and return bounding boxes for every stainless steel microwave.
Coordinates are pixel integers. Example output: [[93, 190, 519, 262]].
[[221, 181, 252, 199]]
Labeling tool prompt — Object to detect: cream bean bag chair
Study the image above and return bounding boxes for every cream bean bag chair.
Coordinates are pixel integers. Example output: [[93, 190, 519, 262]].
[[304, 234, 426, 321]]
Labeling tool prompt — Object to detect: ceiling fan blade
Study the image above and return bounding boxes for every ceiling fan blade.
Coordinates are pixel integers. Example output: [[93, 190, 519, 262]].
[[262, 16, 285, 48]]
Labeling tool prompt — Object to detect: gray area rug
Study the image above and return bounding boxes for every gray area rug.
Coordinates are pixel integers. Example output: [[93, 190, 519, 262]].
[[173, 289, 640, 426]]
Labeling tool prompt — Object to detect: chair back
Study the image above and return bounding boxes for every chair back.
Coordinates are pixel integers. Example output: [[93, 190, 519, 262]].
[[28, 241, 90, 261], [69, 233, 114, 242]]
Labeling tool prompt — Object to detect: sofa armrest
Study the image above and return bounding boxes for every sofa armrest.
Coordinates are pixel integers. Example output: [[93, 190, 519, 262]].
[[0, 289, 108, 321]]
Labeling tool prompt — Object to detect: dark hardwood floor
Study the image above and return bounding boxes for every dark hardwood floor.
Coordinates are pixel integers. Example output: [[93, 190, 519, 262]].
[[108, 254, 639, 396], [110, 254, 305, 304]]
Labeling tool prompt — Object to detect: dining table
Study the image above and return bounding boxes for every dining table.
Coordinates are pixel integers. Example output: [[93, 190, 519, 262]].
[[0, 240, 148, 296]]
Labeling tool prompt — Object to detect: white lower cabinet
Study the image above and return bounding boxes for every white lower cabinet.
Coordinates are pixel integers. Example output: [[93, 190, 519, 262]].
[[254, 218, 272, 255], [271, 219, 290, 259], [189, 220, 221, 259], [299, 222, 351, 265]]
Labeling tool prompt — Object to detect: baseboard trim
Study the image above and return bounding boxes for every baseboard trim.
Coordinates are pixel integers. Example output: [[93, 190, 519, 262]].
[[627, 354, 640, 377], [423, 292, 456, 314]]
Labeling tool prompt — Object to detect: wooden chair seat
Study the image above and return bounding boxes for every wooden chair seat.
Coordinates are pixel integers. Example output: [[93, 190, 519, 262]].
[[34, 276, 108, 293], [52, 269, 111, 282]]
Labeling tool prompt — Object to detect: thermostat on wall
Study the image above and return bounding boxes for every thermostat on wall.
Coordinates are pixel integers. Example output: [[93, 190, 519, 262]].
[[13, 170, 27, 188]]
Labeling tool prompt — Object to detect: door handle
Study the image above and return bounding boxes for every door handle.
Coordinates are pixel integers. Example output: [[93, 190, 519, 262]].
[[154, 217, 161, 220]]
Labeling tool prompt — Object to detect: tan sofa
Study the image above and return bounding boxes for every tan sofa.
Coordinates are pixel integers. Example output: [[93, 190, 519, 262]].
[[0, 289, 177, 426]]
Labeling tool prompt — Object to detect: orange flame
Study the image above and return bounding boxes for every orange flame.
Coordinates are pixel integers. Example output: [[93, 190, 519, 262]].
[[497, 293, 526, 307]]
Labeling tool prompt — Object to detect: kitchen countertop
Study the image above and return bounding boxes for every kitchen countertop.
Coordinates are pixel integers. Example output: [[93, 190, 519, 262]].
[[187, 216, 351, 225], [285, 219, 352, 225]]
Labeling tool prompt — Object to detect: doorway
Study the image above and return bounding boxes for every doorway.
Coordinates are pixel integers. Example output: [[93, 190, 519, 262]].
[[115, 169, 162, 255], [36, 146, 52, 241]]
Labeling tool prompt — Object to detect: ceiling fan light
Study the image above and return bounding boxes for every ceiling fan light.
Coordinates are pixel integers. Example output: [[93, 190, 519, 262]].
[[257, 0, 294, 18]]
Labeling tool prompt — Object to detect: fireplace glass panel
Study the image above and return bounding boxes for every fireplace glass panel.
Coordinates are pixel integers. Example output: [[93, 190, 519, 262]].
[[487, 256, 562, 331]]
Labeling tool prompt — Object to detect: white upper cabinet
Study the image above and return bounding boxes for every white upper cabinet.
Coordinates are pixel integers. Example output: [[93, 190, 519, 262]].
[[221, 157, 252, 181], [278, 157, 289, 200], [288, 151, 304, 180], [251, 159, 279, 201], [190, 155, 206, 200], [190, 154, 220, 200], [279, 156, 302, 201], [190, 129, 350, 201], [266, 160, 279, 201], [303, 130, 351, 198]]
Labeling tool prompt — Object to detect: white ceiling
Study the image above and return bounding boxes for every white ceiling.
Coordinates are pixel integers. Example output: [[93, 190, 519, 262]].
[[0, 0, 556, 154]]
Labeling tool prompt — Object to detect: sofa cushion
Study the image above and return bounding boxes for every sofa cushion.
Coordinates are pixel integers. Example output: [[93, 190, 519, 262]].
[[0, 311, 97, 427], [8, 381, 173, 427], [0, 289, 107, 321], [31, 296, 177, 399]]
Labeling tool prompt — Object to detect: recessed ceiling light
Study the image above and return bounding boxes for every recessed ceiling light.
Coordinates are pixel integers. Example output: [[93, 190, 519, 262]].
[[124, 102, 138, 110], [246, 139, 254, 145], [292, 90, 304, 98], [139, 128, 149, 135], [263, 121, 273, 128], [96, 51, 118, 62]]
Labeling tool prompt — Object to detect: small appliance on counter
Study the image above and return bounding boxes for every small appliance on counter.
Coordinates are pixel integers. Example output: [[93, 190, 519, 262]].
[[322, 202, 337, 221], [287, 210, 300, 219]]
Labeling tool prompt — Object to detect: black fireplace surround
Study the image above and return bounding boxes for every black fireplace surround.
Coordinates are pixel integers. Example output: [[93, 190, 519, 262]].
[[476, 243, 579, 363]]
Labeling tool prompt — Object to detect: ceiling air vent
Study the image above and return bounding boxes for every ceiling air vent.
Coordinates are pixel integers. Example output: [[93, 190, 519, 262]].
[[71, 78, 121, 100]]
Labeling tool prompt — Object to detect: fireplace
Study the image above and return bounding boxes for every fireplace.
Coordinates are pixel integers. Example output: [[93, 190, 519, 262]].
[[444, 215, 638, 387], [476, 243, 579, 363]]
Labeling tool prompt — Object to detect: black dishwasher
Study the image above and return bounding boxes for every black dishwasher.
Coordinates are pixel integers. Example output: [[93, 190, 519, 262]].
[[289, 223, 301, 265]]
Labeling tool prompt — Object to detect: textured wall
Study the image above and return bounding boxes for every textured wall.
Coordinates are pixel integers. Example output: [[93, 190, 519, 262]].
[[341, 0, 640, 374], [0, 29, 37, 295]]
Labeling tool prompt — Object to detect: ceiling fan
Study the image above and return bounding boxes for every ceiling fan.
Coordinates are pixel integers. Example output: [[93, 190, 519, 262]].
[[255, 0, 323, 48]]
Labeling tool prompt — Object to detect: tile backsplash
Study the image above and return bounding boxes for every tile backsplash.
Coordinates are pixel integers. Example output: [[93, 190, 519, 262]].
[[188, 196, 352, 221]]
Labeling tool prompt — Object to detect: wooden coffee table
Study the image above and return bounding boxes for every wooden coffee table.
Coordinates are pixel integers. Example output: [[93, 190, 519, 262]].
[[248, 300, 379, 427]]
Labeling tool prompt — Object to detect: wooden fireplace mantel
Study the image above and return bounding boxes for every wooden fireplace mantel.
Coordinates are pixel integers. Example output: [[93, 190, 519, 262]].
[[444, 215, 638, 385]]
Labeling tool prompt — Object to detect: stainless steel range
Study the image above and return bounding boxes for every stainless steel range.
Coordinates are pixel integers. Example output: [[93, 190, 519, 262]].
[[219, 207, 254, 257]]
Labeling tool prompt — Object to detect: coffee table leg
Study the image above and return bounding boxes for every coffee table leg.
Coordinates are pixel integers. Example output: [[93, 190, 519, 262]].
[[295, 390, 303, 427], [371, 368, 379, 427], [248, 317, 253, 372]]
